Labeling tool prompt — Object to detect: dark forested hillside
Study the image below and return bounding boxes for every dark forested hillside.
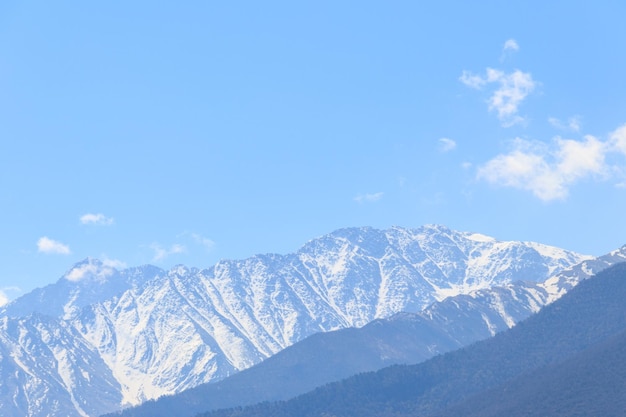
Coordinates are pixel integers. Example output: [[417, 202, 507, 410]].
[[433, 328, 626, 417], [199, 262, 626, 417]]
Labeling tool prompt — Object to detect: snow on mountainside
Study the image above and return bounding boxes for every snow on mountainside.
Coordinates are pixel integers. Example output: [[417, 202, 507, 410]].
[[115, 244, 626, 417], [421, 245, 626, 341], [2, 259, 164, 320], [0, 225, 599, 416], [0, 314, 122, 417]]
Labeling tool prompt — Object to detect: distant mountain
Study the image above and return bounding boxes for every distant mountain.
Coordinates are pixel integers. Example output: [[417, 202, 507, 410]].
[[198, 262, 626, 417], [0, 226, 597, 416], [113, 246, 626, 417]]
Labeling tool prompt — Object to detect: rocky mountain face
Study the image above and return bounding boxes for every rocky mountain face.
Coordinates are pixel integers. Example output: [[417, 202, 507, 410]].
[[112, 246, 626, 417], [0, 225, 605, 417]]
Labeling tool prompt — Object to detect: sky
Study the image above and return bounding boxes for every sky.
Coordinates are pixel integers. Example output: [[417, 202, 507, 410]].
[[2, 1, 626, 304]]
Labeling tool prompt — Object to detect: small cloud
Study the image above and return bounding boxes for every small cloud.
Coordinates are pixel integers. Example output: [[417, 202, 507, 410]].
[[460, 68, 536, 127], [80, 213, 114, 226], [0, 286, 21, 306], [609, 123, 626, 154], [151, 243, 186, 262], [354, 192, 384, 204], [37, 237, 71, 255], [0, 290, 9, 307], [477, 134, 608, 201], [65, 260, 118, 282], [463, 40, 535, 126], [461, 162, 473, 169], [548, 116, 581, 132], [177, 231, 216, 252], [438, 138, 457, 152], [102, 257, 127, 269], [459, 71, 487, 89], [191, 233, 216, 252], [503, 39, 519, 52], [500, 39, 520, 62]]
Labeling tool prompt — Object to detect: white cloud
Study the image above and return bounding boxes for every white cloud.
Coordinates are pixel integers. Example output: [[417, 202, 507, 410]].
[[438, 137, 457, 152], [37, 237, 71, 255], [191, 233, 216, 252], [549, 116, 581, 132], [487, 69, 536, 126], [354, 192, 384, 203], [459, 71, 487, 89], [80, 213, 114, 226], [151, 243, 186, 262], [555, 136, 606, 180], [609, 123, 626, 154], [0, 290, 9, 307], [0, 286, 21, 306], [65, 257, 126, 282], [460, 68, 536, 127], [66, 266, 92, 282], [102, 257, 127, 269], [503, 39, 519, 52], [500, 39, 520, 62], [66, 262, 114, 282], [477, 135, 608, 201]]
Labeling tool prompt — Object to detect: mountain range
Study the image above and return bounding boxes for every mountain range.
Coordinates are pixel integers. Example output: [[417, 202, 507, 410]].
[[0, 225, 615, 417], [199, 261, 626, 417], [114, 245, 626, 417]]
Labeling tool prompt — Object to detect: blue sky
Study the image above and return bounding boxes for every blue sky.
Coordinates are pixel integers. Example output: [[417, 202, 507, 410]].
[[2, 1, 626, 304]]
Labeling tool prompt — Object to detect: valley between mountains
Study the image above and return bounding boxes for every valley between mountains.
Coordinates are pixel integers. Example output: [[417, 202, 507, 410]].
[[1, 225, 623, 417]]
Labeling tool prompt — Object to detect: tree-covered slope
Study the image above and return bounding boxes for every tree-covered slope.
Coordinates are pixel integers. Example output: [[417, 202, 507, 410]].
[[433, 327, 626, 417]]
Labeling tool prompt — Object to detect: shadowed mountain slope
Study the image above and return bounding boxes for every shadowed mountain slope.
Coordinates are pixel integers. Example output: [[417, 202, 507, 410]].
[[433, 327, 626, 417]]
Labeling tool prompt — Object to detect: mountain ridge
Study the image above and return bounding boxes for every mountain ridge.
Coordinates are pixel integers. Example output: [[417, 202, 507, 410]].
[[0, 225, 597, 416], [111, 245, 626, 417], [198, 262, 626, 417]]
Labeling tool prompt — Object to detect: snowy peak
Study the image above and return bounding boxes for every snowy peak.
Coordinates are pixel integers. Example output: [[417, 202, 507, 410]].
[[3, 259, 164, 320], [63, 257, 118, 283]]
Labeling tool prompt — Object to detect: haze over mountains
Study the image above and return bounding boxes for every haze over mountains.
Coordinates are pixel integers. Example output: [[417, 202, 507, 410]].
[[0, 225, 621, 417]]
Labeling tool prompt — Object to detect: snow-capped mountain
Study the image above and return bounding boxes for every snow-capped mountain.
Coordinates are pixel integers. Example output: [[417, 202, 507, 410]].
[[0, 225, 603, 416], [112, 245, 626, 417]]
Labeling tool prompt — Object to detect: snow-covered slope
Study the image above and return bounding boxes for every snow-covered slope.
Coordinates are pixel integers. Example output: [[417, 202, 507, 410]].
[[0, 225, 600, 416], [0, 314, 122, 417], [421, 245, 626, 343]]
